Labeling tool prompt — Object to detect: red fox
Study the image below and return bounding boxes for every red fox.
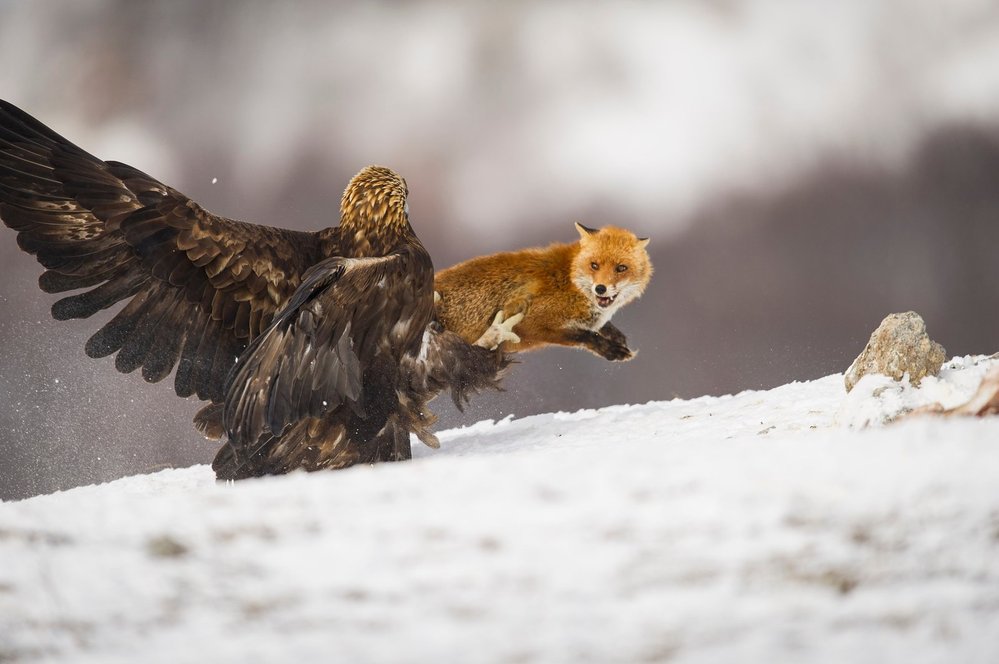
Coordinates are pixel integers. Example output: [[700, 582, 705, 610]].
[[435, 223, 652, 361]]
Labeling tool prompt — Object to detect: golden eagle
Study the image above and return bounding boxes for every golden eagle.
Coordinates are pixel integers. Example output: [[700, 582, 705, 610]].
[[0, 100, 511, 479]]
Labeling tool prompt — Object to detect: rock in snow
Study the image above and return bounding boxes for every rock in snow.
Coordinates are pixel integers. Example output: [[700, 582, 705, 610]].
[[2, 356, 999, 664], [844, 311, 947, 392]]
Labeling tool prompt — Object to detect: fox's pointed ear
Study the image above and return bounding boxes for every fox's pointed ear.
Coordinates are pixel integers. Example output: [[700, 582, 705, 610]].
[[638, 236, 650, 248], [575, 222, 598, 239]]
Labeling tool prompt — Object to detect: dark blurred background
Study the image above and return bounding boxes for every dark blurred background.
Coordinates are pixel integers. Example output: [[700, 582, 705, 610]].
[[2, 0, 998, 499]]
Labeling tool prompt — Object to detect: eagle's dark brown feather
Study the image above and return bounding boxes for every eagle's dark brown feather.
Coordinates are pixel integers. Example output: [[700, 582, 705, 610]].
[[212, 169, 437, 479], [1, 100, 510, 478], [403, 322, 514, 413], [0, 100, 323, 401]]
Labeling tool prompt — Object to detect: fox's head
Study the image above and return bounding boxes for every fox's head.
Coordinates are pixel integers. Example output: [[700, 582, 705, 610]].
[[571, 223, 652, 319]]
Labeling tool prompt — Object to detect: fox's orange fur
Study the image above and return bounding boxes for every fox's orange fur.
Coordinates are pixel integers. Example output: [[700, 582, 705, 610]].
[[435, 224, 652, 361]]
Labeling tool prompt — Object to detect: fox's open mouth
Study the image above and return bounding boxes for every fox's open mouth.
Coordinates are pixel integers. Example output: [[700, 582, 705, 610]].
[[596, 294, 616, 308]]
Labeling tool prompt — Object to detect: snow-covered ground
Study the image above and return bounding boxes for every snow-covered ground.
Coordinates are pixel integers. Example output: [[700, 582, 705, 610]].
[[2, 356, 998, 663]]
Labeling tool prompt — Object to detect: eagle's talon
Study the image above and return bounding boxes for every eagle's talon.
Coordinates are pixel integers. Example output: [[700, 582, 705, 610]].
[[475, 310, 523, 350]]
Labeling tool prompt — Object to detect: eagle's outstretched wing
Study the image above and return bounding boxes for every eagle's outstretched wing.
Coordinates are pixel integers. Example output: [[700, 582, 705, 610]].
[[213, 250, 434, 479], [2, 104, 515, 479], [0, 100, 331, 402]]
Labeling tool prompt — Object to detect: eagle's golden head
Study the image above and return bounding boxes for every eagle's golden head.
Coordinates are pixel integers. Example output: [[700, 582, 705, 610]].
[[339, 165, 410, 241]]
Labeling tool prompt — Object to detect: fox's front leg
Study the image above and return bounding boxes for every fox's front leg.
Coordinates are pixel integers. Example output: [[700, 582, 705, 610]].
[[598, 321, 628, 346], [562, 328, 634, 361]]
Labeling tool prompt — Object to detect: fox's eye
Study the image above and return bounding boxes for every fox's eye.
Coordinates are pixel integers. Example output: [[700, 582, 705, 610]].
[[590, 262, 599, 271], [615, 264, 628, 273]]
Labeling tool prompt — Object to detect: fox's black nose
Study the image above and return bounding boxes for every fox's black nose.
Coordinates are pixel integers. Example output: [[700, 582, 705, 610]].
[[595, 284, 607, 295]]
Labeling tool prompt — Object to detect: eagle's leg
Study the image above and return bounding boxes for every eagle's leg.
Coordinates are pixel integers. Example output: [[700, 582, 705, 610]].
[[474, 310, 524, 350], [363, 418, 412, 464]]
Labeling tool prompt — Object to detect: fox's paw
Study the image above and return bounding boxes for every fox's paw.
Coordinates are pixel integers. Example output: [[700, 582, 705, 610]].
[[475, 310, 524, 350], [599, 341, 635, 362]]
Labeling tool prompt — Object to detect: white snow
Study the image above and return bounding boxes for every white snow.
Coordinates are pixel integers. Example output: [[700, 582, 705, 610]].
[[2, 357, 999, 663]]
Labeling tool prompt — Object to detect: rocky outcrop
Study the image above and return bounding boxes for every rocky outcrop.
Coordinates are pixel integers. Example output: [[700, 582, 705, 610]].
[[844, 312, 946, 392]]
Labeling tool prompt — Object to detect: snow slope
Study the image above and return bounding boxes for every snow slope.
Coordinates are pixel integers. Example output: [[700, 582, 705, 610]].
[[2, 357, 998, 663]]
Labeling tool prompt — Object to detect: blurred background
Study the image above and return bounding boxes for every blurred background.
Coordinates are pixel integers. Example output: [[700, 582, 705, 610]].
[[2, 0, 998, 499]]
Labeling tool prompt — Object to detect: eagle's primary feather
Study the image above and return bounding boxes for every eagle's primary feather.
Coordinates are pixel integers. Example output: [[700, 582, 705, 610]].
[[0, 100, 509, 478]]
